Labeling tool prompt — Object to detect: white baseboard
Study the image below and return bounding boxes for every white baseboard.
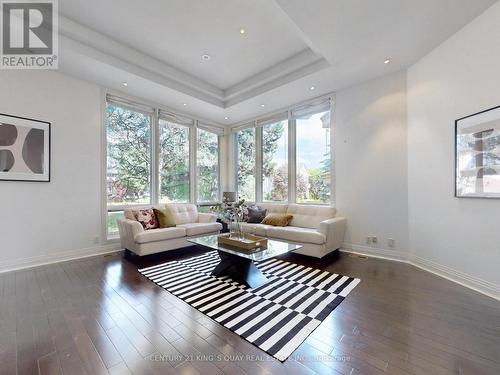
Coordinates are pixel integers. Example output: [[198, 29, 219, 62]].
[[409, 254, 500, 301], [341, 243, 408, 262], [0, 243, 122, 274], [341, 243, 500, 301]]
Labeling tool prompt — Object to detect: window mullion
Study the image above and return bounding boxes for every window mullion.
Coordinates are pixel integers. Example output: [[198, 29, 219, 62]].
[[289, 115, 297, 204], [330, 97, 335, 206], [217, 135, 222, 202], [152, 109, 160, 206], [190, 124, 197, 203], [255, 126, 263, 204]]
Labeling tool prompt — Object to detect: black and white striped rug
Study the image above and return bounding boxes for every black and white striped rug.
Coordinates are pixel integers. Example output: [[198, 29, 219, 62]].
[[139, 251, 360, 361]]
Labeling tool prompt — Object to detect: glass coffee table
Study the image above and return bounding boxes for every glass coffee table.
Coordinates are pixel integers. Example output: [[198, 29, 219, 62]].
[[188, 234, 302, 288]]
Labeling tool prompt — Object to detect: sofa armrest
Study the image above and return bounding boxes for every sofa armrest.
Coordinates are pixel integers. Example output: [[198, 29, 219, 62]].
[[318, 217, 346, 252], [118, 219, 144, 250], [198, 212, 217, 223]]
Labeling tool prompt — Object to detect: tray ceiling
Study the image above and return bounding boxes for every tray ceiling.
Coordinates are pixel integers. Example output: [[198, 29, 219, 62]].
[[57, 0, 497, 125]]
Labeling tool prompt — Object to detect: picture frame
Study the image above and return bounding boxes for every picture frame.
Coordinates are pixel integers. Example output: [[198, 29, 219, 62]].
[[455, 105, 500, 198], [0, 113, 51, 182]]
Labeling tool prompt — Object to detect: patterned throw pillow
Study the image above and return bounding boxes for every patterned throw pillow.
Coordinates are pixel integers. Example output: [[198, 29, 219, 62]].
[[261, 213, 293, 227], [133, 209, 158, 230]]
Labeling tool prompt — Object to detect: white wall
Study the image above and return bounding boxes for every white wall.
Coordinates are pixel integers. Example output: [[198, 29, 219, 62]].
[[335, 71, 408, 259], [407, 1, 500, 292], [0, 70, 115, 271]]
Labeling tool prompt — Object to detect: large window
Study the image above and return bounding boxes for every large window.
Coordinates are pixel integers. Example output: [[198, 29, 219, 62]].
[[159, 120, 190, 203], [236, 128, 256, 202], [197, 128, 220, 202], [234, 98, 332, 205], [262, 121, 288, 202], [106, 104, 152, 205], [296, 110, 331, 204], [105, 96, 222, 238]]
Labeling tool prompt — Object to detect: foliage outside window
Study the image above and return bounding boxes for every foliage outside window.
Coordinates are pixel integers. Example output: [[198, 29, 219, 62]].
[[159, 119, 190, 203], [197, 129, 220, 202], [105, 99, 222, 238], [262, 121, 288, 202], [107, 211, 124, 236], [236, 128, 256, 202], [296, 110, 331, 204], [106, 104, 151, 205]]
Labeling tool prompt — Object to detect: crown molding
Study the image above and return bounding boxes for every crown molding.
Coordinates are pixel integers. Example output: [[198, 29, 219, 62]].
[[58, 15, 330, 109]]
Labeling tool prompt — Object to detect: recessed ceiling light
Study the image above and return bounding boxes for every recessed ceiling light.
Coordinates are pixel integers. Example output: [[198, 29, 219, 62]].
[[202, 54, 211, 61], [224, 116, 229, 120], [183, 103, 187, 106], [239, 28, 246, 35], [384, 58, 391, 64], [122, 82, 128, 87], [260, 104, 265, 108], [310, 86, 316, 91]]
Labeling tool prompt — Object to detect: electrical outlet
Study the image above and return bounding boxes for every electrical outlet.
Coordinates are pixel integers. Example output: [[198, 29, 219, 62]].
[[366, 236, 372, 244], [372, 236, 378, 244], [388, 238, 395, 248]]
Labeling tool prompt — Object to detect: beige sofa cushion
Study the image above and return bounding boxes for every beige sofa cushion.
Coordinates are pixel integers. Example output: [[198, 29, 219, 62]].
[[286, 204, 336, 229], [266, 226, 326, 245], [165, 203, 198, 225], [177, 222, 222, 236], [256, 203, 288, 214], [135, 227, 186, 244]]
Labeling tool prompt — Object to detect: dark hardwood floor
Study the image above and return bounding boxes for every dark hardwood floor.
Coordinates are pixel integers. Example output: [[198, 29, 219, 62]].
[[1, 247, 499, 375]]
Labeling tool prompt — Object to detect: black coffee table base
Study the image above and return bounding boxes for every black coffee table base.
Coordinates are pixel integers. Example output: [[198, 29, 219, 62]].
[[211, 250, 269, 288]]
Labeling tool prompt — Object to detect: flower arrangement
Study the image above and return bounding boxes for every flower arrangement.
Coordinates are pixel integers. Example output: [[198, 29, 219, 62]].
[[211, 196, 248, 239]]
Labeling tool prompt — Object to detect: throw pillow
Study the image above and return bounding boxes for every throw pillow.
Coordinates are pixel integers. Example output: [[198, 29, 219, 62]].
[[154, 208, 176, 228], [247, 206, 267, 223], [261, 213, 293, 227], [134, 209, 159, 230]]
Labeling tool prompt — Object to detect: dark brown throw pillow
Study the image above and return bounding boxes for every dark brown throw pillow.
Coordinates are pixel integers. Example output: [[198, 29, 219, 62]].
[[247, 206, 267, 223]]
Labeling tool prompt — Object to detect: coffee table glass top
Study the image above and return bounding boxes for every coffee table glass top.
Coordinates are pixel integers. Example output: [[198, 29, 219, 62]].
[[188, 234, 302, 262]]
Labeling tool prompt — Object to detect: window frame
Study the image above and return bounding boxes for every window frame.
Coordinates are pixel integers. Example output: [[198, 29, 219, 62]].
[[233, 95, 334, 207], [234, 127, 257, 204], [294, 109, 333, 205], [261, 119, 289, 203], [196, 127, 222, 204], [158, 118, 192, 204], [103, 93, 224, 241]]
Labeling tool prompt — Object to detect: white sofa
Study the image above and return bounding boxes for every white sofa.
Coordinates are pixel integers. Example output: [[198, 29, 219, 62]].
[[118, 203, 222, 256], [239, 203, 346, 258]]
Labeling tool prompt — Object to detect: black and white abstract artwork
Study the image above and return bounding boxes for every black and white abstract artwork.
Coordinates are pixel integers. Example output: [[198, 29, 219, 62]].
[[0, 113, 50, 182], [456, 106, 500, 198]]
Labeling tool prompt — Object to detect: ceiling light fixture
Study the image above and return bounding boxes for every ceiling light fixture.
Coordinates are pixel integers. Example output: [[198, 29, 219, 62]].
[[260, 104, 265, 108], [310, 86, 316, 91], [384, 58, 391, 64], [183, 103, 187, 106], [122, 82, 128, 87], [224, 117, 229, 120], [202, 54, 211, 61], [240, 28, 246, 35]]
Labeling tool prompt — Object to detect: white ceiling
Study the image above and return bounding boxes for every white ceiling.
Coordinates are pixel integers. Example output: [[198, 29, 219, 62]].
[[57, 0, 497, 125], [59, 0, 314, 90]]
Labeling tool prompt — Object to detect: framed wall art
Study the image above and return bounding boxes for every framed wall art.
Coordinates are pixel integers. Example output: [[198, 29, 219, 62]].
[[0, 113, 50, 182], [455, 106, 500, 198]]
